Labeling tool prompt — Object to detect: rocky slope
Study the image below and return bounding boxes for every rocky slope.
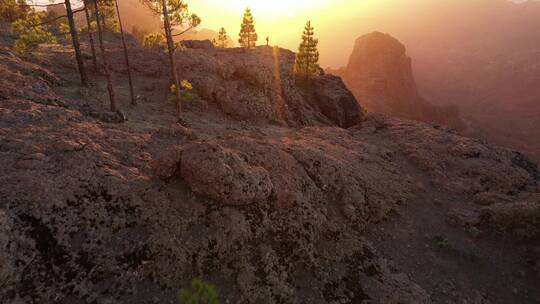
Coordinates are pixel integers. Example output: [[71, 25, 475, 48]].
[[329, 32, 462, 129], [1, 28, 539, 304]]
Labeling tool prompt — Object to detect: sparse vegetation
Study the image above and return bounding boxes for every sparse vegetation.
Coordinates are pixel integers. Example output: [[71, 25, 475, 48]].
[[238, 7, 257, 48], [10, 0, 89, 85], [82, 0, 98, 71], [169, 80, 194, 106], [57, 20, 72, 42], [84, 0, 119, 33], [143, 32, 165, 48], [141, 0, 201, 119], [113, 0, 136, 105], [12, 12, 57, 53], [92, 0, 116, 109], [178, 278, 219, 304], [432, 235, 451, 249], [294, 21, 320, 80], [141, 0, 201, 38]]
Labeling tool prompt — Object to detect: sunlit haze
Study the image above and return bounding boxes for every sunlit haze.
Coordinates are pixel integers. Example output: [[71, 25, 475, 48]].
[[186, 0, 534, 67], [189, 0, 361, 67], [32, 0, 534, 67]]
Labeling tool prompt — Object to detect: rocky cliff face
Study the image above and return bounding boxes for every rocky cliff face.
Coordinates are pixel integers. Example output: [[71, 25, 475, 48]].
[[131, 45, 363, 128], [331, 32, 462, 129], [1, 29, 539, 304]]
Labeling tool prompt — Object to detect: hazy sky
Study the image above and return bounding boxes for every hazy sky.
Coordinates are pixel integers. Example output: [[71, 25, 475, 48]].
[[183, 0, 536, 67], [188, 0, 367, 66], [32, 0, 536, 67]]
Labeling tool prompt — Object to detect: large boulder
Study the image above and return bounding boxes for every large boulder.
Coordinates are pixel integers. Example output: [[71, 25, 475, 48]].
[[180, 142, 274, 205]]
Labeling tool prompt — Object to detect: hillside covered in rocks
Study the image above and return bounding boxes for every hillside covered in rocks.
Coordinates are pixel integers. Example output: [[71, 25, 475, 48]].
[[0, 27, 539, 304]]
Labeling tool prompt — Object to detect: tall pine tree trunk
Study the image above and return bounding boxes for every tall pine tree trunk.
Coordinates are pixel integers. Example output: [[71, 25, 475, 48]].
[[65, 0, 88, 86], [83, 0, 98, 71], [93, 0, 117, 112], [114, 0, 136, 105], [161, 0, 182, 118], [100, 1, 107, 30]]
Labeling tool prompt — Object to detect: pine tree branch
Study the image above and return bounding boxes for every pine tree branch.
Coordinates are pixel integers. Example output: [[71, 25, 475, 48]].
[[19, 2, 85, 9], [19, 3, 61, 7], [171, 26, 194, 37], [27, 7, 85, 28]]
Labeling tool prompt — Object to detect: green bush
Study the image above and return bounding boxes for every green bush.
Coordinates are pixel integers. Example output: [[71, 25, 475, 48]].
[[143, 32, 165, 48], [178, 278, 219, 304], [169, 80, 194, 105], [12, 12, 57, 54]]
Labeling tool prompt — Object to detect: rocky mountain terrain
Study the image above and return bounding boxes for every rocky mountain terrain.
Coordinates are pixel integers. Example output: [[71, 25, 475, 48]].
[[335, 0, 540, 162], [329, 32, 463, 130], [1, 26, 539, 304], [405, 0, 540, 163]]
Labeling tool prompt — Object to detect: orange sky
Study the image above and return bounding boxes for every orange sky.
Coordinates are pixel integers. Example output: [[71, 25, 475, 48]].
[[188, 0, 371, 67], [186, 0, 531, 67], [32, 0, 532, 67]]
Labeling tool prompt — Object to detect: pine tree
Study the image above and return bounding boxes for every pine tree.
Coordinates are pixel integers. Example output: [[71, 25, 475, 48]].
[[11, 1, 87, 86], [65, 0, 88, 86], [217, 27, 228, 48], [83, 0, 98, 71], [294, 21, 320, 80], [97, 0, 117, 32], [238, 7, 257, 48], [113, 0, 136, 105], [93, 0, 117, 112], [141, 0, 200, 122], [12, 11, 57, 53]]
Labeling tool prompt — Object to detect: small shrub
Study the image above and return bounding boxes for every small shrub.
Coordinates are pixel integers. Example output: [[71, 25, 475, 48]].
[[178, 278, 219, 304], [175, 41, 187, 51], [58, 21, 71, 42], [169, 80, 194, 106], [143, 32, 165, 48], [432, 235, 451, 249]]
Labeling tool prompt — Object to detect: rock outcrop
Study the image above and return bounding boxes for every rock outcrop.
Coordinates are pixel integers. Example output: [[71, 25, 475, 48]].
[[180, 39, 215, 50], [1, 29, 539, 304], [180, 142, 274, 205], [126, 45, 364, 128], [330, 32, 462, 129]]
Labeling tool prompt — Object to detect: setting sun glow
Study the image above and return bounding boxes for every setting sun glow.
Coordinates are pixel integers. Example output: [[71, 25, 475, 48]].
[[189, 0, 361, 66], [217, 0, 331, 17]]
